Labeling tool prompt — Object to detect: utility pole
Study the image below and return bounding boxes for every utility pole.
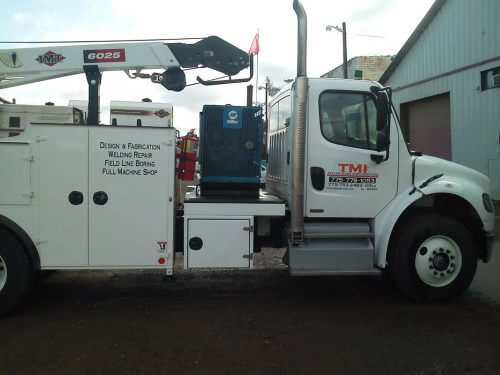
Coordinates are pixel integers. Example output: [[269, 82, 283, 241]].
[[258, 82, 269, 159], [326, 22, 348, 79], [342, 22, 347, 79], [264, 82, 268, 122]]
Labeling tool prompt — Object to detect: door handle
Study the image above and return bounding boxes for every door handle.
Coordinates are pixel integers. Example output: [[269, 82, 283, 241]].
[[93, 191, 108, 205], [68, 191, 84, 205], [310, 167, 325, 190]]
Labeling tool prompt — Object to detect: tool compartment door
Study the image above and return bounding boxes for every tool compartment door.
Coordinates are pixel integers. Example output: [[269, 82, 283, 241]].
[[0, 142, 31, 205], [88, 127, 174, 267], [186, 218, 251, 268], [37, 126, 89, 267]]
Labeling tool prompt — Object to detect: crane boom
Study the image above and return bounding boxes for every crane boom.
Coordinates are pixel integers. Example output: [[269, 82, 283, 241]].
[[0, 35, 252, 124], [0, 36, 251, 89]]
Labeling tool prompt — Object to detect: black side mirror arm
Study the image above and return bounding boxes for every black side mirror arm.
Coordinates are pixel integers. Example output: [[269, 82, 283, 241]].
[[371, 132, 390, 164], [370, 85, 392, 163]]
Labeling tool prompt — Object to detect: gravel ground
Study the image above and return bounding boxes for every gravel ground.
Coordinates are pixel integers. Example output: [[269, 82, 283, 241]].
[[0, 208, 498, 375]]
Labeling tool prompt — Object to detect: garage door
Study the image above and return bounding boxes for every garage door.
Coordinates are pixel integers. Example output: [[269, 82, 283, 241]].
[[401, 93, 451, 160]]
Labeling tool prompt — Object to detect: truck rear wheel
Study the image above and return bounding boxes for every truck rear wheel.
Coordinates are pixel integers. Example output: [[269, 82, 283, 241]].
[[0, 228, 34, 316], [389, 214, 477, 301]]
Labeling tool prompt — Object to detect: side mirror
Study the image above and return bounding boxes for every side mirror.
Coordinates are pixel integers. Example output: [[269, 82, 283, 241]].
[[376, 132, 388, 152], [372, 132, 390, 163], [376, 91, 390, 131], [284, 117, 291, 127], [371, 86, 392, 163]]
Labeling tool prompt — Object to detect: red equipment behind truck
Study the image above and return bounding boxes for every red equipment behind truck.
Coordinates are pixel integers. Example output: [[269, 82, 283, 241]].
[[177, 130, 199, 180]]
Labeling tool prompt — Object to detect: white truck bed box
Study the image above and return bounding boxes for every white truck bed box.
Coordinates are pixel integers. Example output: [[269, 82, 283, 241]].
[[0, 123, 177, 270], [183, 193, 285, 269]]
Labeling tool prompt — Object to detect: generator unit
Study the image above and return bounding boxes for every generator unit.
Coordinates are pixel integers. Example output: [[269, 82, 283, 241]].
[[199, 105, 262, 196]]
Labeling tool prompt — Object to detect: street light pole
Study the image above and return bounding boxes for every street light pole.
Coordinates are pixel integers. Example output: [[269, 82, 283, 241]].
[[326, 22, 348, 79], [342, 22, 347, 79], [258, 83, 269, 160]]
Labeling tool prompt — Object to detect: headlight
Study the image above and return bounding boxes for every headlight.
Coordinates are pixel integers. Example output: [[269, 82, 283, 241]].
[[482, 193, 494, 213]]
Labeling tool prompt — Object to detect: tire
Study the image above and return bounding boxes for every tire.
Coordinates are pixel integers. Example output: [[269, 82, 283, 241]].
[[0, 228, 35, 316], [389, 214, 478, 301]]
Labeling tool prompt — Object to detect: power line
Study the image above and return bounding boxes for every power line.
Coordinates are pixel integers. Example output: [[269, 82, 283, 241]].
[[327, 25, 386, 39], [349, 32, 386, 39]]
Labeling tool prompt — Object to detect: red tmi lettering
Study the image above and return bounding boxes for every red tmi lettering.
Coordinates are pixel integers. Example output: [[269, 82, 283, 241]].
[[338, 163, 349, 172], [338, 163, 368, 173]]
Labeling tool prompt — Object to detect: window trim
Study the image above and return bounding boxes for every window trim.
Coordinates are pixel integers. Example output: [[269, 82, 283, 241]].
[[480, 66, 500, 91], [318, 89, 378, 151]]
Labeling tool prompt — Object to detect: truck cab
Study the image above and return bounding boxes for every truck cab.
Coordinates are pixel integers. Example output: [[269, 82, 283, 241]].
[[267, 76, 495, 299], [268, 78, 400, 219]]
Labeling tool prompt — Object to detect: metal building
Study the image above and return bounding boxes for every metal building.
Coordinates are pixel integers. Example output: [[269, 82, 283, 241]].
[[380, 0, 500, 199]]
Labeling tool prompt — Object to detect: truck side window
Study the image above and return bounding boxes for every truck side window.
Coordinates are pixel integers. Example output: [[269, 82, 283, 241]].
[[319, 92, 377, 150], [269, 102, 279, 132], [277, 96, 291, 129]]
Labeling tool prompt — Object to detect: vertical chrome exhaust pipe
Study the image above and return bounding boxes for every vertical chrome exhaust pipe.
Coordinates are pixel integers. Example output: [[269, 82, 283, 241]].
[[293, 0, 307, 77], [290, 0, 308, 245]]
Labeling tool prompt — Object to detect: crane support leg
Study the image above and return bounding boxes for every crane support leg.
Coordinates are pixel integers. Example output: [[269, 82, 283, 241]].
[[84, 65, 102, 125]]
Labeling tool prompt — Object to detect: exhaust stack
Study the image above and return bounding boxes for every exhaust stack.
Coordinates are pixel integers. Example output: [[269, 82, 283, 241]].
[[293, 0, 307, 77], [290, 0, 308, 245]]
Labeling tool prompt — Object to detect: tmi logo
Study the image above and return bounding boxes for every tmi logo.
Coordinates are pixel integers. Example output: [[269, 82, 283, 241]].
[[338, 163, 368, 173]]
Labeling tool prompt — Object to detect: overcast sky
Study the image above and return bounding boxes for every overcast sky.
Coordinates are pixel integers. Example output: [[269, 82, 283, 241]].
[[1, 0, 434, 134]]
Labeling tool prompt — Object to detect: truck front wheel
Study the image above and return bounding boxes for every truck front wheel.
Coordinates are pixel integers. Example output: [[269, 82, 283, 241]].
[[389, 214, 478, 301], [0, 229, 34, 316]]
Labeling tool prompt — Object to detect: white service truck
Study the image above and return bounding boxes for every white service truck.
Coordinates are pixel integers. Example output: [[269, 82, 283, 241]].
[[0, 0, 495, 315]]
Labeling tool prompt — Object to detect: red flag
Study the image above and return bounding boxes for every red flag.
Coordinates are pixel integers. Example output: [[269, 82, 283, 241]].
[[249, 34, 260, 55]]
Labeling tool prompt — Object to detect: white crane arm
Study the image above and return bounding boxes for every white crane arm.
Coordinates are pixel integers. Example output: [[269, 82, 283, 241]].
[[0, 36, 252, 90], [0, 42, 179, 89]]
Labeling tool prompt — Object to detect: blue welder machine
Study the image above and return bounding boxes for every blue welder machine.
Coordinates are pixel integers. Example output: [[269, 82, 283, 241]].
[[199, 105, 262, 197]]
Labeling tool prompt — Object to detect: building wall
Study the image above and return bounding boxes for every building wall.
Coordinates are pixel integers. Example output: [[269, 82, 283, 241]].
[[385, 0, 500, 198], [322, 56, 392, 81], [321, 59, 356, 79], [352, 56, 393, 81]]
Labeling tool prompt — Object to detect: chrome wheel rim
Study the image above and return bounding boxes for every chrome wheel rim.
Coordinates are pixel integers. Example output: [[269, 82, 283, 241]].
[[0, 255, 7, 292], [415, 235, 462, 287]]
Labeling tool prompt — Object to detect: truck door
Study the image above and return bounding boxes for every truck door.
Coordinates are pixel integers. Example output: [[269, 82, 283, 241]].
[[37, 126, 89, 267], [306, 87, 398, 218]]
